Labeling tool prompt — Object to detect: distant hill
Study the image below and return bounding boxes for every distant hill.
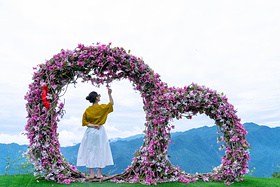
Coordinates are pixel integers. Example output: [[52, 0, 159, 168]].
[[168, 122, 280, 177], [1, 122, 279, 177], [242, 122, 280, 177], [0, 143, 30, 175]]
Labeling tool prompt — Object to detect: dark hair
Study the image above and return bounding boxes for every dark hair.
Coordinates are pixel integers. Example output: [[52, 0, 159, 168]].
[[86, 91, 98, 103]]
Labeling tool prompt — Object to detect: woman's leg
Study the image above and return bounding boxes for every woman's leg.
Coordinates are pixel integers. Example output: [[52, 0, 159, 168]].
[[89, 168, 96, 178], [97, 168, 102, 178]]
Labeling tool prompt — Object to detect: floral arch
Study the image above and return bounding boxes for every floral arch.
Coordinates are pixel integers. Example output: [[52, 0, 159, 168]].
[[24, 43, 250, 184]]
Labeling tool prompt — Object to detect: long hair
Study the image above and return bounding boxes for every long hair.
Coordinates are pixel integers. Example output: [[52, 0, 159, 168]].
[[86, 91, 98, 103]]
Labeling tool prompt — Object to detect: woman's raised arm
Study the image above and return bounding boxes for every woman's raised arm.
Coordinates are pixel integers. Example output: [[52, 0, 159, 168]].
[[108, 88, 114, 105]]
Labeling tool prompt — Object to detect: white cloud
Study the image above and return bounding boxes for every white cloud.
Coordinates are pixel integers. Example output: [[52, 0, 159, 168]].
[[105, 125, 144, 139], [0, 133, 29, 145], [169, 114, 217, 133], [58, 130, 84, 147], [261, 120, 280, 128]]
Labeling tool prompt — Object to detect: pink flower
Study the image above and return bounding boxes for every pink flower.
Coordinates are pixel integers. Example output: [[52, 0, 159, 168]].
[[225, 181, 231, 185], [230, 135, 239, 142], [25, 43, 248, 184]]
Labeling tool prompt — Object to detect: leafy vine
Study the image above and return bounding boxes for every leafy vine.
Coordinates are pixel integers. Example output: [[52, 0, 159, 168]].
[[24, 43, 250, 184]]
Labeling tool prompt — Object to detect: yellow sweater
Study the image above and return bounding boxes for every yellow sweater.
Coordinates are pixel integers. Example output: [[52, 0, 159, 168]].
[[82, 102, 113, 126]]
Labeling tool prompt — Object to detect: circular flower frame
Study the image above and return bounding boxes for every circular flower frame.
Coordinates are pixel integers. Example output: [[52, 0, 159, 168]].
[[24, 43, 250, 184]]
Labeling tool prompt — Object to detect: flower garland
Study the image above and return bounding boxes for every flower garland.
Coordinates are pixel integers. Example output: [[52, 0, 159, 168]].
[[24, 43, 250, 184]]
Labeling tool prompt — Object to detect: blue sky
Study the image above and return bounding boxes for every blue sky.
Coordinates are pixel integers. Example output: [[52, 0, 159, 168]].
[[0, 0, 279, 147]]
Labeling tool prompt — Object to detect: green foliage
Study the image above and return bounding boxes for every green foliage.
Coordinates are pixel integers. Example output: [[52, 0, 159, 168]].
[[0, 175, 279, 187], [272, 154, 280, 178], [272, 171, 280, 178]]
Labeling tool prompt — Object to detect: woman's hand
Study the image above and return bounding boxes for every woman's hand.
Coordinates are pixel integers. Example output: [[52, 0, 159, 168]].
[[94, 125, 101, 130], [87, 123, 101, 130], [108, 88, 112, 95]]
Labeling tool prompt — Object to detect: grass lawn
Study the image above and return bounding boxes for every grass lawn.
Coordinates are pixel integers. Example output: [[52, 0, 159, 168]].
[[0, 175, 279, 187]]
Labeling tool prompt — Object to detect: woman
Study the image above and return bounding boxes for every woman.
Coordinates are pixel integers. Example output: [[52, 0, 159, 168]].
[[77, 88, 114, 178]]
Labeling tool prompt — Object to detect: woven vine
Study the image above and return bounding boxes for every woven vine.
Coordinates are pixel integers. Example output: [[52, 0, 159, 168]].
[[24, 43, 250, 184]]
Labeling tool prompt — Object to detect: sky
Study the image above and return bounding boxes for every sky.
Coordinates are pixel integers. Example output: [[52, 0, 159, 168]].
[[0, 0, 279, 147]]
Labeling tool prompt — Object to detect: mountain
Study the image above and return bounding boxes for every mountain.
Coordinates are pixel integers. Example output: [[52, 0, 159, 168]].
[[0, 143, 30, 175], [109, 133, 144, 143], [0, 123, 279, 177], [168, 122, 280, 177], [242, 123, 280, 177]]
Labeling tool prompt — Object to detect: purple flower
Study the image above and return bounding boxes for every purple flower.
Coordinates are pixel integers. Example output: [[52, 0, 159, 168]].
[[24, 43, 248, 184]]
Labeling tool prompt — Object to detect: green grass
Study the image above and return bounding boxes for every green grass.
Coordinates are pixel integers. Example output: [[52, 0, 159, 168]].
[[0, 175, 279, 187]]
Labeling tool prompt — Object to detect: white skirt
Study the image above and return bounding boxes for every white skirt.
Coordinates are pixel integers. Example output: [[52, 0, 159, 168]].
[[76, 126, 114, 168]]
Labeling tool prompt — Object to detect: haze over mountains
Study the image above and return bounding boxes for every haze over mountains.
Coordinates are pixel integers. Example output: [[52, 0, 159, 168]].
[[1, 122, 279, 177]]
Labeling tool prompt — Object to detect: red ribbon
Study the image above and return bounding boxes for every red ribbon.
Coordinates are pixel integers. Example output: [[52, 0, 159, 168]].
[[42, 85, 50, 109]]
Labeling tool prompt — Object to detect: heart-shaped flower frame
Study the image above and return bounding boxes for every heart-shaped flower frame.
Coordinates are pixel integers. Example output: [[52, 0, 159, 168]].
[[24, 43, 250, 184]]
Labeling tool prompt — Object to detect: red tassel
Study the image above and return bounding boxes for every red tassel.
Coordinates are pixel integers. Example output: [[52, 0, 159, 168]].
[[42, 85, 50, 109]]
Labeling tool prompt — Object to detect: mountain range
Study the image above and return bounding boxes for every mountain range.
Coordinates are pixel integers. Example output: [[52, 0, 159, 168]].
[[1, 122, 279, 177]]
